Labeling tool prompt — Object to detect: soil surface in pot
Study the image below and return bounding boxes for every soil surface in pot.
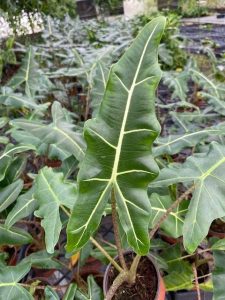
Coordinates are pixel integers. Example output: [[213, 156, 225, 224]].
[[107, 253, 158, 300]]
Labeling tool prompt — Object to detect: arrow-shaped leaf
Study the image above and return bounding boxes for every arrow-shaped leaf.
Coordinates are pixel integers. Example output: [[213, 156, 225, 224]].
[[67, 17, 166, 255], [151, 142, 225, 253], [34, 167, 77, 253], [11, 102, 85, 162], [0, 262, 32, 300]]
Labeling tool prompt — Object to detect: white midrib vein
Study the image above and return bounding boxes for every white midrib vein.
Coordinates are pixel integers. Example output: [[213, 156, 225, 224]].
[[71, 24, 159, 247], [111, 24, 158, 182]]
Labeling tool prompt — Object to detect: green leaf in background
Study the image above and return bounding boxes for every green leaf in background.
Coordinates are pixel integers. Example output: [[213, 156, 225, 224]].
[[74, 276, 103, 300], [22, 250, 62, 269], [190, 68, 225, 115], [151, 142, 225, 253], [45, 286, 60, 300], [11, 102, 86, 162], [0, 252, 8, 267], [7, 46, 52, 97], [162, 70, 188, 102], [34, 167, 77, 253], [5, 187, 37, 228], [0, 137, 9, 144], [211, 238, 225, 251], [153, 127, 223, 156], [90, 61, 109, 116], [0, 179, 23, 212], [63, 283, 77, 300], [149, 193, 188, 238], [161, 244, 193, 291], [0, 224, 33, 245], [0, 144, 34, 182], [0, 117, 9, 129], [0, 92, 49, 111], [2, 155, 27, 185], [67, 17, 166, 255], [0, 262, 32, 300], [212, 249, 225, 300]]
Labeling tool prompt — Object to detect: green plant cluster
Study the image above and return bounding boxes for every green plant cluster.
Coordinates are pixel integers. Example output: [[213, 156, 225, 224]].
[[0, 11, 225, 300]]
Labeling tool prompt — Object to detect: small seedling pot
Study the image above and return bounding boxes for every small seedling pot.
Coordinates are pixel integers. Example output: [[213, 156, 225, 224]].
[[103, 251, 166, 300]]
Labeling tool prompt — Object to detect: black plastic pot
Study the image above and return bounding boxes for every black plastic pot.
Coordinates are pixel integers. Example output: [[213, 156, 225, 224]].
[[76, 0, 97, 19]]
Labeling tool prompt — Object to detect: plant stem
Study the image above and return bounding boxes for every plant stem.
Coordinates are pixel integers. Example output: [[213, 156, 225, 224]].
[[105, 271, 128, 300], [128, 254, 141, 283], [149, 185, 195, 239], [111, 189, 127, 271], [192, 262, 201, 300], [167, 248, 212, 263], [90, 237, 123, 273], [21, 283, 69, 291]]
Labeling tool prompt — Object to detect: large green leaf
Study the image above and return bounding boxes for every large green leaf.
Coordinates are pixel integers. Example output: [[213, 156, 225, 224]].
[[5, 187, 37, 228], [34, 167, 77, 253], [151, 142, 225, 253], [0, 224, 32, 245], [149, 193, 188, 238], [0, 262, 32, 300], [67, 17, 166, 255], [0, 179, 23, 212]]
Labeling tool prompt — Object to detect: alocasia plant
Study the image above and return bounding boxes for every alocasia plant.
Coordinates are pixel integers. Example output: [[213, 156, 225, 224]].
[[66, 16, 166, 256], [65, 16, 166, 300]]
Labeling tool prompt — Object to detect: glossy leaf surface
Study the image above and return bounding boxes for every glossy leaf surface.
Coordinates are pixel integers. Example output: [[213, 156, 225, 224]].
[[67, 17, 166, 255]]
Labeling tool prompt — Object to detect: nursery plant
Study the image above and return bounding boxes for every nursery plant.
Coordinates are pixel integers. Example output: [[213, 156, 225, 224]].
[[66, 16, 167, 299], [1, 9, 225, 300]]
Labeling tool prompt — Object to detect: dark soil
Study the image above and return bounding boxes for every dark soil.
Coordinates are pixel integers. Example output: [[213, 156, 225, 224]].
[[107, 253, 158, 300], [210, 219, 225, 234], [197, 262, 209, 284]]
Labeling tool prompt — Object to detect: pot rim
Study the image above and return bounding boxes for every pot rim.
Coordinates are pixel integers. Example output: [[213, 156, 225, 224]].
[[103, 250, 163, 300]]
